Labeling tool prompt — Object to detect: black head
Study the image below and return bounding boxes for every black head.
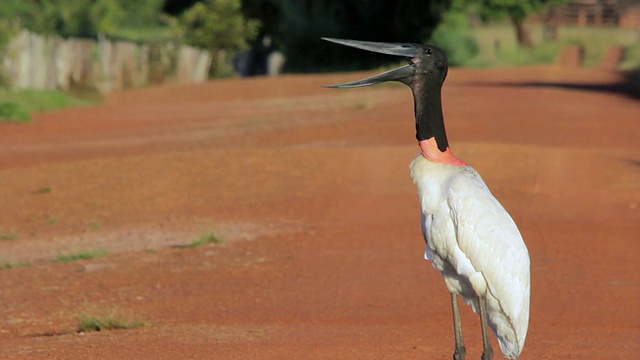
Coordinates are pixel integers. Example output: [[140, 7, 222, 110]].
[[323, 38, 453, 151], [322, 38, 448, 90]]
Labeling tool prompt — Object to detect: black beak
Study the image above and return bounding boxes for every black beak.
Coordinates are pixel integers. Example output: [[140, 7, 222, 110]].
[[322, 38, 419, 88]]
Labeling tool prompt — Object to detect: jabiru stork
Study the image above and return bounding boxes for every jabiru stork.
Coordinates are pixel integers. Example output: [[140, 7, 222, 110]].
[[323, 38, 530, 360]]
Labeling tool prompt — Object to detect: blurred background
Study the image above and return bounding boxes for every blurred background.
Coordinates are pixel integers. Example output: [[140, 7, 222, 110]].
[[0, 0, 638, 122]]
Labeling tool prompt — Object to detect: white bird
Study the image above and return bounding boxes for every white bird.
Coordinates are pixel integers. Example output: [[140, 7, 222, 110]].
[[323, 38, 530, 360]]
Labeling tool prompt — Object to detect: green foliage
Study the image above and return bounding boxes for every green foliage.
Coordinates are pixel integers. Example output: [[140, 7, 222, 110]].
[[180, 0, 260, 77], [429, 11, 479, 66], [0, 102, 30, 123], [180, 0, 260, 51], [0, 19, 16, 51], [89, 0, 125, 35], [0, 0, 167, 38], [118, 0, 165, 28], [0, 19, 18, 86], [112, 26, 177, 43]]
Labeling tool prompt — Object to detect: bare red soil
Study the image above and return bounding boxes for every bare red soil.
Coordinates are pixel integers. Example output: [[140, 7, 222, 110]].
[[0, 65, 638, 359]]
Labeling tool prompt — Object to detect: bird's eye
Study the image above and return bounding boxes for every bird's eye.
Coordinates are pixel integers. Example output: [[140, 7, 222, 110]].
[[425, 48, 433, 55]]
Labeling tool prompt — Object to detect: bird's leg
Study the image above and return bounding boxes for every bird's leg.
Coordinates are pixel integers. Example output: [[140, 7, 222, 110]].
[[479, 296, 493, 360], [451, 293, 466, 360]]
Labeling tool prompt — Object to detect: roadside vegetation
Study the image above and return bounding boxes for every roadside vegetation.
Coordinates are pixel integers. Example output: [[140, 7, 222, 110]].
[[0, 1, 637, 119], [0, 89, 96, 123], [465, 25, 640, 68], [429, 0, 640, 68], [78, 305, 146, 332]]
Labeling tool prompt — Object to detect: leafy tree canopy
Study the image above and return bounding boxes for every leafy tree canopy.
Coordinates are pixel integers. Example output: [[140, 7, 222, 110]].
[[180, 0, 259, 52], [0, 0, 165, 37]]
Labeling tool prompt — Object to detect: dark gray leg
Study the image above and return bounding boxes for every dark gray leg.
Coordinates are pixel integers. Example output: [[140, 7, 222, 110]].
[[479, 296, 494, 360], [451, 293, 466, 360]]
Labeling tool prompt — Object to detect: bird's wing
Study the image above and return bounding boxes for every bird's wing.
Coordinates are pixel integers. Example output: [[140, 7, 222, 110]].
[[447, 169, 530, 356]]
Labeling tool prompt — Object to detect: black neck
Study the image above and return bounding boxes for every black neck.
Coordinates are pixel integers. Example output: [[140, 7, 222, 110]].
[[413, 82, 449, 152]]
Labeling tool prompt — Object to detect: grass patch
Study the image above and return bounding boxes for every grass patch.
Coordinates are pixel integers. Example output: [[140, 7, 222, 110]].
[[620, 44, 640, 71], [1, 230, 19, 241], [487, 41, 564, 67], [90, 222, 102, 232], [0, 261, 30, 270], [186, 231, 222, 248], [0, 88, 99, 123], [469, 24, 639, 68], [35, 186, 53, 194], [0, 101, 30, 122], [556, 26, 638, 67], [53, 249, 108, 263], [78, 306, 146, 332]]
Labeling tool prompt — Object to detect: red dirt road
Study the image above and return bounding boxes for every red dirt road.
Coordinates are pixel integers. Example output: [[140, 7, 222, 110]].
[[1, 66, 639, 359]]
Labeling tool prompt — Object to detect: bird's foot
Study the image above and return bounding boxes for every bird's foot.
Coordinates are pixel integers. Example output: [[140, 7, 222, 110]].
[[453, 346, 466, 360]]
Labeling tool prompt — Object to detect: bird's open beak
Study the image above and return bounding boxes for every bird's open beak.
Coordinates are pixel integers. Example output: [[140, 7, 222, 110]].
[[322, 38, 419, 88]]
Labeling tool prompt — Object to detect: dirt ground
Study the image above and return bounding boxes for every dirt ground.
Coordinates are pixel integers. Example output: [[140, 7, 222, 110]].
[[0, 65, 638, 359]]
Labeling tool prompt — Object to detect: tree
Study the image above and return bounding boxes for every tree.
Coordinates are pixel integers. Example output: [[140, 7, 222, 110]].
[[0, 0, 126, 38], [118, 0, 165, 28], [180, 0, 260, 76], [90, 0, 125, 36], [477, 0, 555, 48], [428, 3, 479, 66]]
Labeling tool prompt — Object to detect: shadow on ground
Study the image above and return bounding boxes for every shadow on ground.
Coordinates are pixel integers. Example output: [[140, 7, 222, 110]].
[[465, 70, 640, 99]]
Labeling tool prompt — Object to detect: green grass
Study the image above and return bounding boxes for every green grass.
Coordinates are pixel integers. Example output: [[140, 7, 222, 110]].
[[1, 230, 19, 241], [186, 232, 222, 248], [620, 44, 640, 71], [53, 249, 108, 263], [90, 222, 103, 232], [469, 24, 639, 68], [78, 306, 146, 332], [0, 88, 99, 123], [556, 26, 639, 67], [0, 261, 30, 270], [0, 101, 30, 122], [36, 186, 52, 194]]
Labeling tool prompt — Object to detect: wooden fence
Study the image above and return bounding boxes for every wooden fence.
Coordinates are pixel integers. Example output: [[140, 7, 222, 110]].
[[1, 31, 212, 93]]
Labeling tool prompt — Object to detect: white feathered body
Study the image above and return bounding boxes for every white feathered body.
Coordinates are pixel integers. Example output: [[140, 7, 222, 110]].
[[410, 154, 530, 359]]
